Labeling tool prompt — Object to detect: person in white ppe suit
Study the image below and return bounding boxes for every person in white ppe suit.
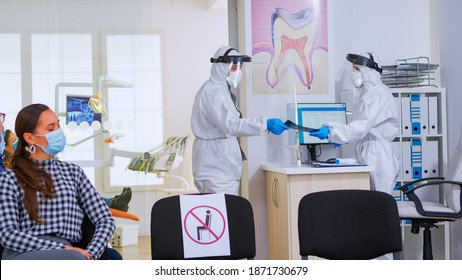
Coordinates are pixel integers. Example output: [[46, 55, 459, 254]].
[[310, 52, 400, 194], [191, 46, 288, 195]]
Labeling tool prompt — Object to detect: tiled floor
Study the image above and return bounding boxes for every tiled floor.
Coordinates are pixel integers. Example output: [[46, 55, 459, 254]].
[[114, 236, 151, 260]]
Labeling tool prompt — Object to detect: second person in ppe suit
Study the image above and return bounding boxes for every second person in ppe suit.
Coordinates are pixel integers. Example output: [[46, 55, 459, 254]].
[[191, 46, 288, 195], [310, 52, 400, 194]]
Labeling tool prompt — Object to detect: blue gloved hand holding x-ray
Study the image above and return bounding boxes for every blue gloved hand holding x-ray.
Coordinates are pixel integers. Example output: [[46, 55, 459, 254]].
[[330, 141, 341, 148], [309, 126, 329, 140], [267, 118, 289, 135]]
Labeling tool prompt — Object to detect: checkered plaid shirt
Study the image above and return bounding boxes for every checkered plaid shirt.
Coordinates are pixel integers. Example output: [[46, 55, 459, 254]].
[[0, 158, 115, 259]]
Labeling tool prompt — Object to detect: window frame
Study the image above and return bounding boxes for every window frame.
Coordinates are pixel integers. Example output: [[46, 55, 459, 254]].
[[100, 29, 167, 192]]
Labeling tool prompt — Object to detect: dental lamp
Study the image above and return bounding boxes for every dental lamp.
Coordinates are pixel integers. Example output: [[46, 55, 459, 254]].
[[89, 76, 134, 114]]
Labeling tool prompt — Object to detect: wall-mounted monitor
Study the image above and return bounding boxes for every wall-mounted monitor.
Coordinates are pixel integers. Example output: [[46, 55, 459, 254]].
[[66, 95, 102, 125], [296, 103, 347, 145]]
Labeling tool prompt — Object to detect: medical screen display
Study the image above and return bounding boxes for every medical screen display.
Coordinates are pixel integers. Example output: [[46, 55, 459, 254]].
[[297, 103, 347, 145], [66, 95, 102, 125]]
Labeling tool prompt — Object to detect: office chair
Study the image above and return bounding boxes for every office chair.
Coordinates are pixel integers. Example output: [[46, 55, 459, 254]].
[[150, 193, 256, 260], [298, 189, 402, 260], [397, 177, 462, 260], [397, 131, 462, 260]]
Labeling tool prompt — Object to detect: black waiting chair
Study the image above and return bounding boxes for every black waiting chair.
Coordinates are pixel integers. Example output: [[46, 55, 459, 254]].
[[71, 215, 108, 260], [298, 189, 402, 260], [150, 193, 256, 260]]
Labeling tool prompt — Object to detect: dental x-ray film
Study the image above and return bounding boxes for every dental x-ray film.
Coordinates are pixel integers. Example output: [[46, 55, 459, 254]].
[[284, 120, 319, 133]]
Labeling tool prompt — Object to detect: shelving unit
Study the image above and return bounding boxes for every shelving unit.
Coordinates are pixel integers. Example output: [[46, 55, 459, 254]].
[[391, 87, 450, 259]]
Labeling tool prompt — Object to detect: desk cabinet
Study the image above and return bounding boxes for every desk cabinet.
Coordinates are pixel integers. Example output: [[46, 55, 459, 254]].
[[265, 169, 371, 260]]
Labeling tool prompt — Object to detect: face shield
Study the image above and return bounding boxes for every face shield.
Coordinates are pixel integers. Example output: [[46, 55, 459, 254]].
[[210, 48, 251, 88], [346, 53, 382, 74]]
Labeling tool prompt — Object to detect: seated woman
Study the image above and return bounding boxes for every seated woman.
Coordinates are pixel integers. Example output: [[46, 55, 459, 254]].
[[2, 129, 17, 168], [2, 129, 132, 212], [0, 104, 115, 260]]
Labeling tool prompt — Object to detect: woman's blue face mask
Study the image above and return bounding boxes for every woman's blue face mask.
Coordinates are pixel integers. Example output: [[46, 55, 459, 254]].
[[35, 128, 67, 156]]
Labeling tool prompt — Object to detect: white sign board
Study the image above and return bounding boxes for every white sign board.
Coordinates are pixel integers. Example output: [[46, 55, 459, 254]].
[[179, 193, 230, 258]]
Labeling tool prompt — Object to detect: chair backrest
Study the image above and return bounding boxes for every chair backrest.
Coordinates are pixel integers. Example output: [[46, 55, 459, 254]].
[[151, 193, 256, 260], [298, 189, 402, 260]]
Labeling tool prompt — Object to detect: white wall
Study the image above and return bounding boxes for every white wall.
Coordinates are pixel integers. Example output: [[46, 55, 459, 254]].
[[239, 0, 449, 259], [0, 0, 228, 235], [439, 0, 462, 260]]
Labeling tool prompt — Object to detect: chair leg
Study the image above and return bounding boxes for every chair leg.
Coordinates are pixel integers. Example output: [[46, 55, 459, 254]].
[[411, 220, 436, 260], [423, 227, 433, 260]]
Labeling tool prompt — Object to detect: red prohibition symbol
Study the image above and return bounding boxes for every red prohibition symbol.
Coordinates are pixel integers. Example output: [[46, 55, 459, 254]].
[[183, 205, 226, 245]]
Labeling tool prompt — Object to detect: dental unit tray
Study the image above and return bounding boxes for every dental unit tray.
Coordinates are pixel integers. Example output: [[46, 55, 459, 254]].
[[284, 120, 319, 133]]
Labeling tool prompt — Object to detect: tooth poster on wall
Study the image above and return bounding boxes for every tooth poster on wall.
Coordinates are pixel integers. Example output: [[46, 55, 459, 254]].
[[251, 0, 328, 95]]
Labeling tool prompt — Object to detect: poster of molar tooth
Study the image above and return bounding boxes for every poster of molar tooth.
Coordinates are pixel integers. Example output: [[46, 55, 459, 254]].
[[251, 0, 328, 95]]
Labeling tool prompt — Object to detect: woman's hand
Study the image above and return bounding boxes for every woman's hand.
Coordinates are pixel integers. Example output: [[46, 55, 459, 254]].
[[65, 245, 92, 260]]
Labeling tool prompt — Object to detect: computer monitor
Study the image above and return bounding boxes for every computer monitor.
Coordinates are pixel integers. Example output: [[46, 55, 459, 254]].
[[296, 103, 347, 145], [66, 95, 102, 125]]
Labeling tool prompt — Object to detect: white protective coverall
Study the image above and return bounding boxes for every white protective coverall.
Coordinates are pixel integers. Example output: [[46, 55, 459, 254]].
[[191, 46, 268, 195], [326, 63, 400, 194]]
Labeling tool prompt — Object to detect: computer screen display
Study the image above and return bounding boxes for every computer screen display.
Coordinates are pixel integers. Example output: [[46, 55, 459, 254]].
[[66, 95, 102, 125], [296, 103, 347, 145]]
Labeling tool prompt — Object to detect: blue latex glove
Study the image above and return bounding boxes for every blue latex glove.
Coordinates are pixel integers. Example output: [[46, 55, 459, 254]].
[[309, 126, 329, 140], [267, 118, 289, 135], [330, 141, 341, 148]]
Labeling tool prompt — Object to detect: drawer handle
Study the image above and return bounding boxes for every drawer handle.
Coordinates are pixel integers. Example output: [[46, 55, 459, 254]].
[[272, 178, 279, 208]]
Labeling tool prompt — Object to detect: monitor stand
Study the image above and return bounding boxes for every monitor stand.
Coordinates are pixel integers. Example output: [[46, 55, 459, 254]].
[[307, 144, 317, 163]]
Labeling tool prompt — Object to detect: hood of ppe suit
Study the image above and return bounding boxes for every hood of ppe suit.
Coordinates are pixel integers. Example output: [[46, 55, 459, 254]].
[[210, 46, 241, 86], [353, 52, 382, 89], [192, 45, 267, 140], [357, 64, 382, 89]]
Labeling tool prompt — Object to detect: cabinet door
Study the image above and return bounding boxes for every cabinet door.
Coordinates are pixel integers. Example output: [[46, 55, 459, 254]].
[[266, 172, 289, 259]]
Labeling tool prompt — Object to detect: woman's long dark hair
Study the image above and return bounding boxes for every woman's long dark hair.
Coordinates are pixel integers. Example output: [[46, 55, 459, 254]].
[[11, 104, 56, 224]]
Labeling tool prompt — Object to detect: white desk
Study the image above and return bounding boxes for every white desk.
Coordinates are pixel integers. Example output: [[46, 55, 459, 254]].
[[262, 163, 373, 260]]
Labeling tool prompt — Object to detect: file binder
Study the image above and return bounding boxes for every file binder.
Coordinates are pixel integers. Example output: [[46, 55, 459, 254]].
[[401, 97, 411, 135], [411, 138, 422, 179], [409, 94, 428, 135], [392, 182, 402, 201], [402, 140, 412, 181], [422, 139, 439, 177], [428, 96, 439, 135]]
